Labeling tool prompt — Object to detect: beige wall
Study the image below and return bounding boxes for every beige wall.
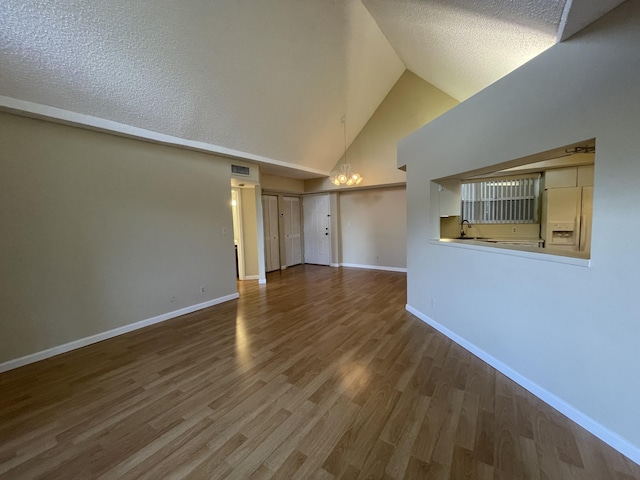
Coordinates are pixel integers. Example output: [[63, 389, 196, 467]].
[[439, 217, 540, 240], [261, 173, 305, 193], [0, 112, 237, 364], [240, 187, 260, 277], [306, 70, 458, 191], [339, 187, 406, 269], [400, 1, 640, 458], [304, 70, 457, 271]]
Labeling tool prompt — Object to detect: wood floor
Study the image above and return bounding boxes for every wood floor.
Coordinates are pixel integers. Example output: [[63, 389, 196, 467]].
[[1, 265, 639, 480]]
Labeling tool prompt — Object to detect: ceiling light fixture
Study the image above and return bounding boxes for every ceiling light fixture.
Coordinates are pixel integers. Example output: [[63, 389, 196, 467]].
[[330, 116, 362, 187]]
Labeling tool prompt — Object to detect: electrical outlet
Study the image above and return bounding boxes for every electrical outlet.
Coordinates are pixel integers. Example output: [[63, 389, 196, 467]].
[[170, 295, 176, 303], [200, 286, 205, 294], [512, 226, 517, 233]]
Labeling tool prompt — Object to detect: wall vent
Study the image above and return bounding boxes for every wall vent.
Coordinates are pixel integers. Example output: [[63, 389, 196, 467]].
[[231, 164, 251, 176]]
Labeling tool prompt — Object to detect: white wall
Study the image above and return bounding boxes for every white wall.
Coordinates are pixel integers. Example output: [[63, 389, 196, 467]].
[[0, 112, 238, 365], [400, 1, 640, 461], [339, 187, 406, 270]]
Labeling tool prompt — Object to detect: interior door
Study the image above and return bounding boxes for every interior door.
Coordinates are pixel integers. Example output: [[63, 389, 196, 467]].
[[283, 196, 302, 267], [303, 194, 331, 266], [262, 195, 280, 272]]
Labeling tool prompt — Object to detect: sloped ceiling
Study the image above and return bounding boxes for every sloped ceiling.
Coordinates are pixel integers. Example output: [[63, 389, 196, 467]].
[[0, 0, 622, 178], [0, 0, 404, 176], [362, 0, 567, 102]]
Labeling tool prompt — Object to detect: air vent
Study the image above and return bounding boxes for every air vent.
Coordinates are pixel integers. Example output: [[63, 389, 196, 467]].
[[231, 164, 250, 176]]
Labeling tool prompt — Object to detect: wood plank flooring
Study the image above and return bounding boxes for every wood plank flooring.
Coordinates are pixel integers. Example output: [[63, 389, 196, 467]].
[[1, 265, 639, 479]]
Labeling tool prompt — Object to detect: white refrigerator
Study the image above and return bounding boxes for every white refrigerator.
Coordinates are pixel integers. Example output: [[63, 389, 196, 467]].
[[541, 186, 593, 255]]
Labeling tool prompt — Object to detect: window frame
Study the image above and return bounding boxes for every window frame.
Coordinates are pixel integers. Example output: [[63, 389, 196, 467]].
[[460, 173, 541, 225]]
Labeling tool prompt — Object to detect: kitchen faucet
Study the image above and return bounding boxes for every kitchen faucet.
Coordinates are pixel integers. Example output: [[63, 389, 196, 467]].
[[460, 219, 472, 237]]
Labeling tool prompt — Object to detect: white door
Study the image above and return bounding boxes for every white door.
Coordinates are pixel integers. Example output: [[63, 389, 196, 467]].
[[283, 196, 302, 267], [262, 195, 280, 272], [303, 194, 331, 266]]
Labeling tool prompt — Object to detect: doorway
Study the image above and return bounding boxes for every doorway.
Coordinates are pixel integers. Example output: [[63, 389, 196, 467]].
[[231, 188, 244, 279]]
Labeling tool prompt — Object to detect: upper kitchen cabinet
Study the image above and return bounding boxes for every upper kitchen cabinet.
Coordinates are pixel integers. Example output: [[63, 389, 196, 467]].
[[577, 165, 594, 187], [545, 165, 594, 189], [438, 179, 461, 217], [545, 167, 578, 188]]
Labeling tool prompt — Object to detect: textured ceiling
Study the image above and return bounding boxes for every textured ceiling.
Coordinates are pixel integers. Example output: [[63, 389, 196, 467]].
[[558, 0, 627, 41], [362, 0, 567, 101], [0, 0, 618, 177], [0, 0, 404, 174]]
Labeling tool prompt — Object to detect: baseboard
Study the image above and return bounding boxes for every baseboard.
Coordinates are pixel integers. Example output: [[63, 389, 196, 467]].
[[340, 263, 407, 273], [258, 278, 267, 284], [330, 263, 340, 268], [405, 304, 640, 466], [242, 275, 260, 280], [0, 293, 240, 374]]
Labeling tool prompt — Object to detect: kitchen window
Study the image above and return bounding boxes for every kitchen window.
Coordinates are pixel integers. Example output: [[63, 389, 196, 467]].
[[460, 174, 541, 224]]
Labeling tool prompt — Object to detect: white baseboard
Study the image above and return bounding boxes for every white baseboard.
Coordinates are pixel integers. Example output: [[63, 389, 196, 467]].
[[0, 293, 239, 374], [330, 263, 340, 268], [242, 275, 260, 280], [340, 263, 407, 273], [258, 278, 267, 284], [405, 304, 640, 466]]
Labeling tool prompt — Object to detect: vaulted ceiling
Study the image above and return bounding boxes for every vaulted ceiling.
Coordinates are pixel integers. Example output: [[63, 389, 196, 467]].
[[0, 0, 625, 178]]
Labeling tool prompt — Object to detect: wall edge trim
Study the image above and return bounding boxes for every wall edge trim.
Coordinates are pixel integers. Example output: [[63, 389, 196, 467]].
[[340, 263, 407, 273], [0, 96, 329, 178], [0, 293, 240, 374], [405, 304, 640, 465]]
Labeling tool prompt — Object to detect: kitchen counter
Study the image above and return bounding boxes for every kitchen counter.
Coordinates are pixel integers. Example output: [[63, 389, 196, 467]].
[[432, 238, 591, 266], [442, 237, 543, 247]]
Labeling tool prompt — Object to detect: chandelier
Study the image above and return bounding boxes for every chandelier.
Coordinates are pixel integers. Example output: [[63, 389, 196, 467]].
[[330, 116, 363, 186]]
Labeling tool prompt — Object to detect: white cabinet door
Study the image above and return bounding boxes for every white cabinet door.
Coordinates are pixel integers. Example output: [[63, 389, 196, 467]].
[[303, 194, 331, 266], [439, 179, 461, 217], [283, 196, 302, 267], [262, 195, 280, 272]]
